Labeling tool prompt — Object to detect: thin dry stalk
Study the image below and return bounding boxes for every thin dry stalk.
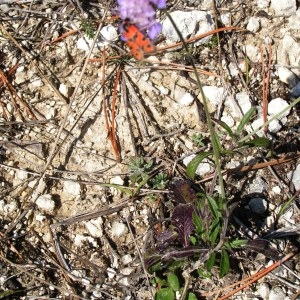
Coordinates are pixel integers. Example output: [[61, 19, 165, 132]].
[[217, 252, 296, 299], [0, 68, 37, 120], [260, 43, 272, 133]]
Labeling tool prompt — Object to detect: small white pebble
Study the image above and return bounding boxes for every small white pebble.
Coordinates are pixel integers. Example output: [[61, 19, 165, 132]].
[[236, 92, 252, 115], [46, 107, 56, 120], [221, 113, 235, 128], [118, 276, 130, 286], [6, 103, 14, 114], [0, 200, 5, 212], [268, 98, 290, 119], [179, 92, 194, 106], [77, 37, 92, 52], [111, 221, 128, 237], [100, 25, 118, 43], [120, 267, 134, 276], [251, 116, 281, 136], [35, 214, 46, 222], [256, 282, 270, 299], [59, 83, 68, 97], [16, 170, 28, 180], [159, 86, 169, 95], [85, 217, 103, 238], [272, 186, 281, 194], [264, 36, 273, 45], [269, 286, 285, 300], [121, 254, 133, 265], [277, 67, 298, 87], [107, 267, 116, 279], [30, 78, 43, 88], [248, 176, 268, 194], [0, 200, 18, 214], [63, 180, 81, 196], [182, 154, 213, 176], [287, 164, 300, 191], [36, 194, 55, 213], [258, 0, 270, 8], [247, 17, 260, 32], [110, 176, 124, 186]]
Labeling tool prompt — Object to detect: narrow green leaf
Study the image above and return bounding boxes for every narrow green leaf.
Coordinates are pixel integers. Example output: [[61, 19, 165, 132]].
[[205, 252, 216, 271], [241, 137, 271, 148], [236, 107, 256, 135], [206, 195, 221, 219], [0, 290, 24, 298], [276, 196, 295, 223], [220, 149, 235, 156], [214, 118, 235, 138], [209, 218, 220, 245], [219, 249, 230, 278], [186, 151, 212, 180], [211, 129, 222, 153], [229, 239, 248, 248], [167, 273, 180, 291], [100, 183, 134, 196], [155, 288, 175, 300], [192, 210, 203, 234], [238, 97, 300, 144]]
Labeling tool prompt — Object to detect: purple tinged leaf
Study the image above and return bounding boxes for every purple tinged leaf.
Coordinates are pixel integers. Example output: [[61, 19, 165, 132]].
[[157, 228, 178, 251], [161, 246, 207, 261], [171, 204, 195, 248], [246, 239, 279, 260], [143, 248, 162, 271], [168, 177, 198, 204]]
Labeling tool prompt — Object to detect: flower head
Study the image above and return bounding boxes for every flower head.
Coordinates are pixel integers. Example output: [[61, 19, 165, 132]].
[[117, 0, 166, 40]]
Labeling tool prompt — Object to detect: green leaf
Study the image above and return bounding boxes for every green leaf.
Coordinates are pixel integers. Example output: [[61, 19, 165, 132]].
[[192, 210, 203, 234], [211, 130, 222, 153], [167, 260, 186, 272], [189, 235, 197, 245], [186, 152, 212, 180], [187, 292, 198, 300], [240, 137, 271, 148], [0, 290, 24, 298], [191, 133, 205, 147], [219, 249, 230, 278], [155, 277, 167, 286], [155, 288, 175, 300], [213, 119, 235, 138], [205, 252, 216, 271], [209, 218, 220, 245], [197, 268, 212, 278], [220, 149, 235, 156], [229, 239, 248, 248], [100, 183, 134, 196], [236, 107, 256, 135], [206, 195, 221, 219], [167, 273, 180, 291]]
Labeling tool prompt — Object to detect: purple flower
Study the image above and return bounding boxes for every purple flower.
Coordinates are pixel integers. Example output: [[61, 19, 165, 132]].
[[117, 0, 166, 40]]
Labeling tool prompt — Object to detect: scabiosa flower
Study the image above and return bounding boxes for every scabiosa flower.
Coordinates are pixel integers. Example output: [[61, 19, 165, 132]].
[[117, 0, 166, 40]]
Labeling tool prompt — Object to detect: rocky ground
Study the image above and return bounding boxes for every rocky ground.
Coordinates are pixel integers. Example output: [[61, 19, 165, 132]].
[[0, 0, 299, 299]]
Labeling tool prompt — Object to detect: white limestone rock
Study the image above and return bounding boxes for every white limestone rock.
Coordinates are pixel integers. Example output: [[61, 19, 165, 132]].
[[271, 0, 296, 16], [162, 10, 214, 45], [36, 194, 55, 213]]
